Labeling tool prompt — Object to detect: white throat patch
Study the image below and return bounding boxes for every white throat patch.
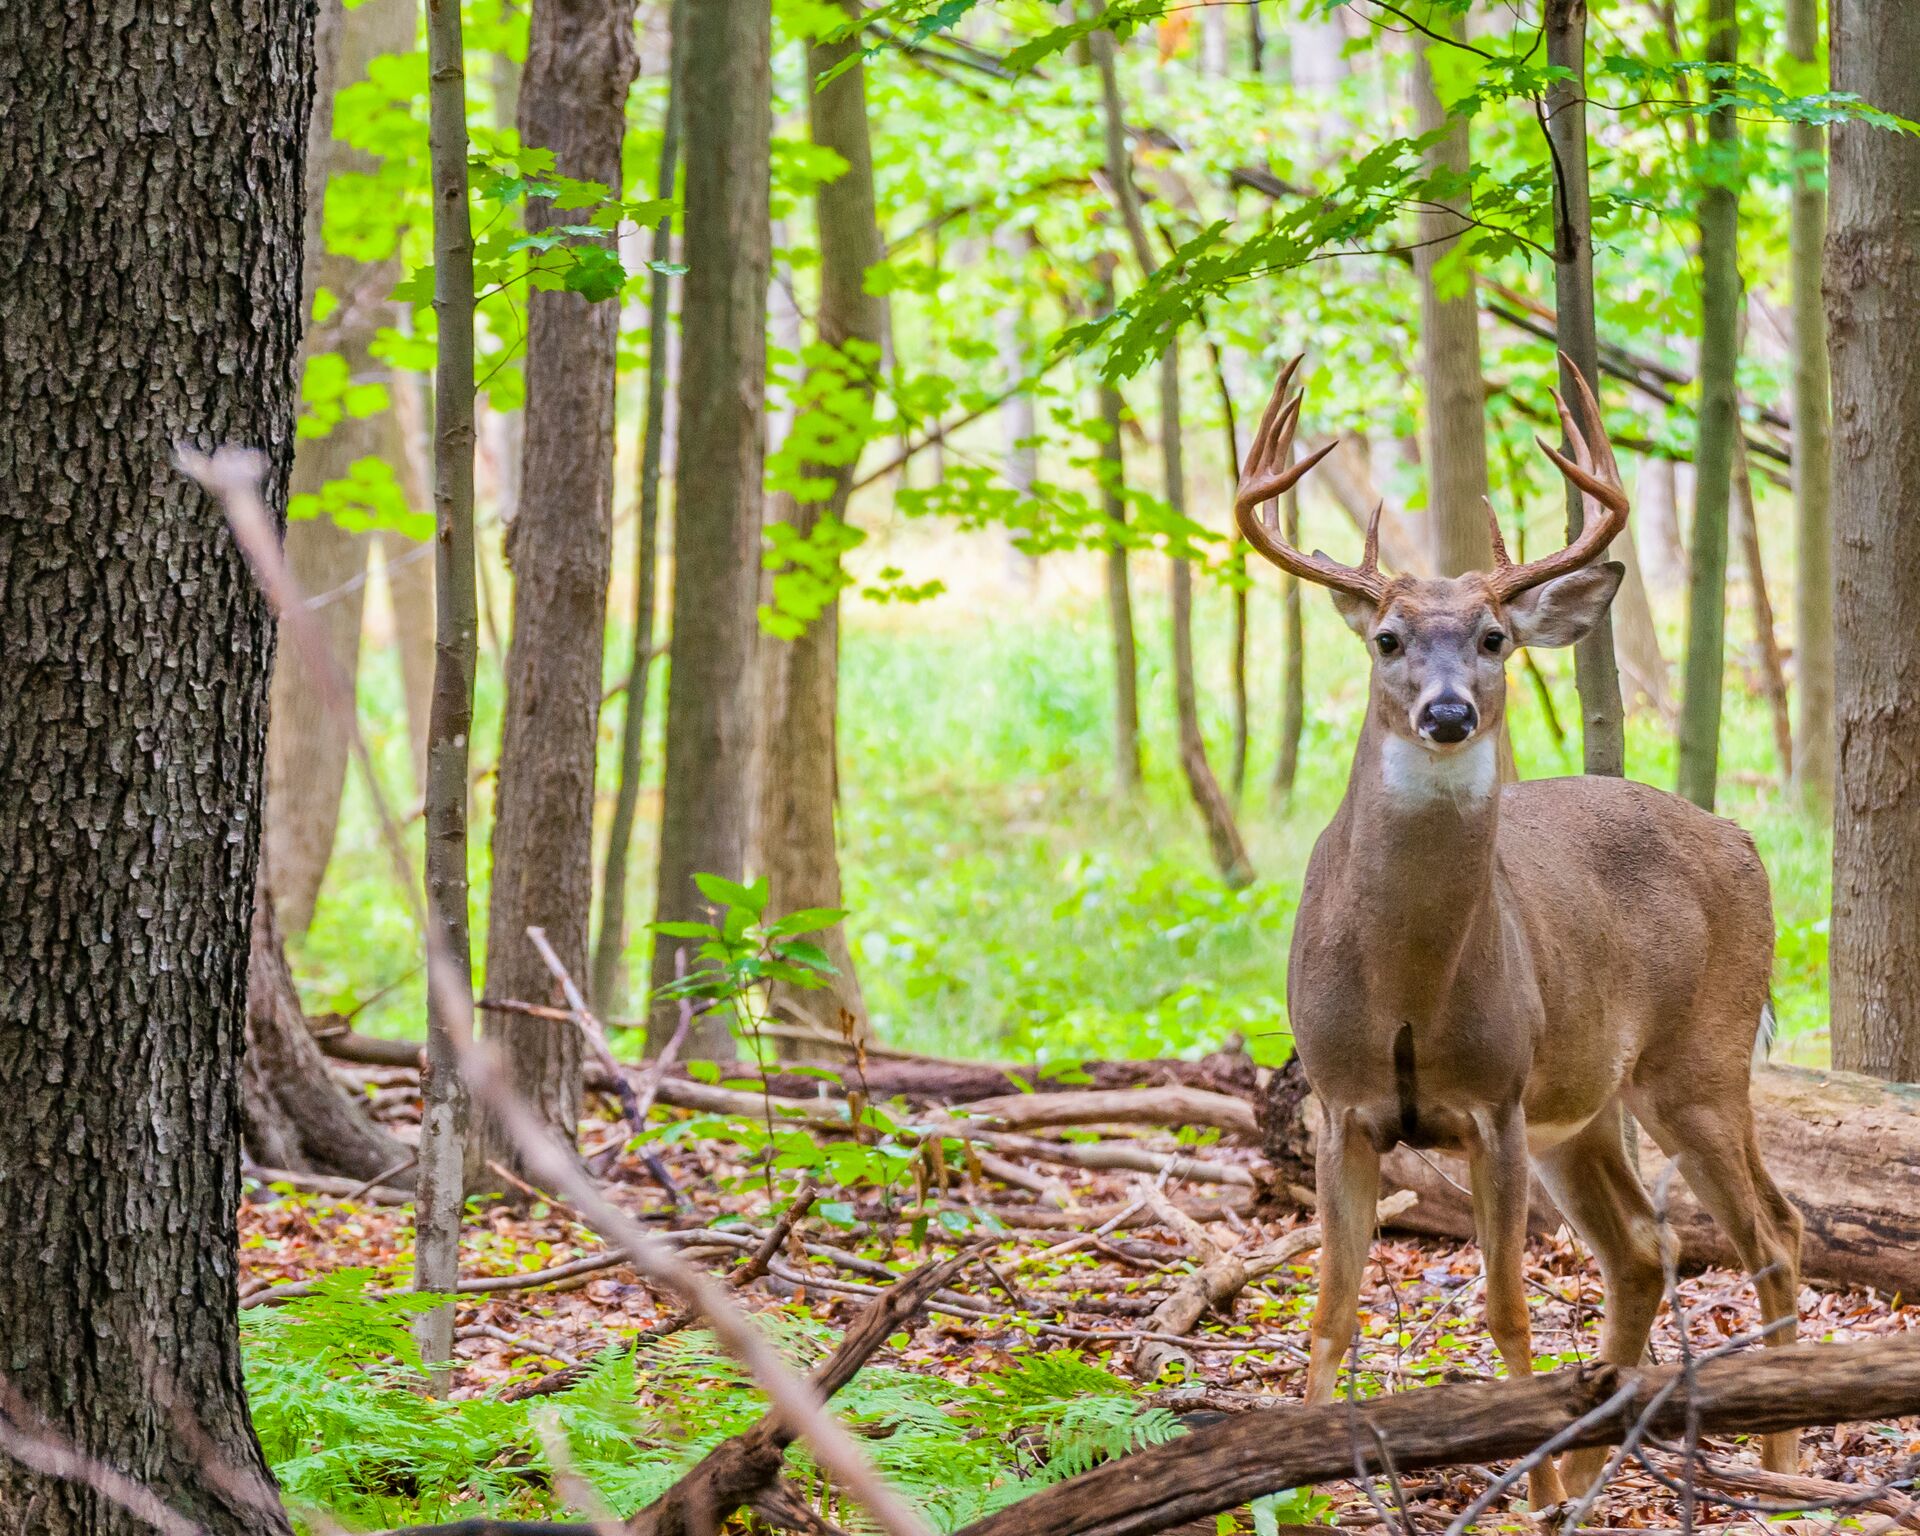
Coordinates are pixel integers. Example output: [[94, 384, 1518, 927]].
[[1378, 732, 1497, 808]]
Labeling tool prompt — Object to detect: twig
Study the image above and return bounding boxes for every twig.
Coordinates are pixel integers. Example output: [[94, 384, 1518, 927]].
[[732, 1181, 819, 1289]]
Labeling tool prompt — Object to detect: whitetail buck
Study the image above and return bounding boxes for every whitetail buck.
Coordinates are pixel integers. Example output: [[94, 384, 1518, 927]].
[[1240, 356, 1802, 1497]]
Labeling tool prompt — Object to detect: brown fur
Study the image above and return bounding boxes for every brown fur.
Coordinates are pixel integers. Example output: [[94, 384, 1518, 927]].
[[1289, 572, 1803, 1497]]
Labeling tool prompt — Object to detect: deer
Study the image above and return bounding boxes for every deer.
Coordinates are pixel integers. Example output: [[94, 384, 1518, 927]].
[[1237, 356, 1803, 1500]]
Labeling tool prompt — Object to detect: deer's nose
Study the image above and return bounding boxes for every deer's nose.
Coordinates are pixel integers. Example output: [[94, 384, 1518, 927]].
[[1418, 697, 1478, 745]]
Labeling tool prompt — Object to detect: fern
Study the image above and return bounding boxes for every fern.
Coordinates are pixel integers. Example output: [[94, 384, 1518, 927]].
[[244, 1283, 1186, 1533]]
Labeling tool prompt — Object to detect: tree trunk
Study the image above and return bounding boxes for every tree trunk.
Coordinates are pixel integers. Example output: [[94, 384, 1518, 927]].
[[757, 2, 883, 1052], [417, 0, 480, 1380], [1093, 17, 1254, 887], [1544, 0, 1628, 776], [1263, 1059, 1920, 1300], [1732, 437, 1795, 782], [0, 0, 312, 1528], [1410, 29, 1494, 580], [1788, 0, 1835, 813], [1675, 0, 1743, 812], [997, 223, 1042, 587], [1826, 0, 1920, 1081], [1272, 489, 1305, 804], [593, 0, 686, 1015], [1094, 282, 1143, 796], [243, 866, 413, 1181], [1639, 454, 1689, 593], [475, 0, 638, 1175], [265, 0, 418, 936], [649, 0, 773, 1056], [266, 519, 368, 933]]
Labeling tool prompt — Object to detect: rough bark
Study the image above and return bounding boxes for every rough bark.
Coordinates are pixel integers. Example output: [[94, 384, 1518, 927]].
[[1262, 1059, 1920, 1299], [1675, 0, 1743, 812], [1094, 19, 1254, 887], [1545, 0, 1628, 776], [418, 0, 480, 1377], [0, 0, 313, 1528], [476, 0, 638, 1174], [649, 0, 773, 1055], [1789, 0, 1835, 813], [243, 866, 413, 1181], [1409, 30, 1494, 580], [757, 4, 882, 1051], [1826, 0, 1920, 1081]]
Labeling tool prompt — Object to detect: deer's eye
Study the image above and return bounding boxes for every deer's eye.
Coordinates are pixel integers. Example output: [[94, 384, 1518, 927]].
[[1375, 633, 1400, 657], [1483, 631, 1506, 654]]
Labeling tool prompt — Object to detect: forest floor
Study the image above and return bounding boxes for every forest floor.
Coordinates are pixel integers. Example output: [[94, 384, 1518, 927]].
[[240, 1081, 1920, 1534]]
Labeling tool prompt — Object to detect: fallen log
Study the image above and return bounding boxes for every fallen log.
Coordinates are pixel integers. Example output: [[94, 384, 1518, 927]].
[[955, 1333, 1920, 1536], [1261, 1059, 1920, 1298]]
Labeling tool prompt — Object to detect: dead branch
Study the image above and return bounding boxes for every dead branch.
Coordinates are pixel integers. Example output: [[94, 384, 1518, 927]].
[[954, 1334, 1920, 1536]]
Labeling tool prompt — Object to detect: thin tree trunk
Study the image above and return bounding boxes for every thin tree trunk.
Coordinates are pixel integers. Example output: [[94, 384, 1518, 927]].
[[997, 223, 1041, 586], [1094, 16, 1254, 887], [1640, 453, 1689, 592], [417, 0, 480, 1380], [649, 0, 773, 1055], [1272, 487, 1305, 804], [1545, 0, 1628, 776], [1202, 334, 1251, 801], [758, 1, 883, 1051], [1094, 269, 1143, 795], [265, 0, 418, 936], [1788, 0, 1836, 813], [1732, 438, 1794, 782], [244, 864, 413, 1180], [593, 0, 687, 1014], [1675, 0, 1743, 812], [476, 0, 638, 1176], [1826, 0, 1920, 1081], [0, 1, 312, 1527]]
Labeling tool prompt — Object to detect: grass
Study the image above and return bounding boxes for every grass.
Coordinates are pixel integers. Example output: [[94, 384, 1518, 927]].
[[295, 553, 1834, 1068]]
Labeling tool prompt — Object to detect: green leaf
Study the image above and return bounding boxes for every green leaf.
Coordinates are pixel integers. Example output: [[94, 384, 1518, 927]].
[[693, 872, 768, 912]]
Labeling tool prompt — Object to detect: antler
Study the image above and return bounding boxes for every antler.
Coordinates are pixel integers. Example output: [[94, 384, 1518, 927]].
[[1485, 355, 1631, 601], [1234, 355, 1382, 605]]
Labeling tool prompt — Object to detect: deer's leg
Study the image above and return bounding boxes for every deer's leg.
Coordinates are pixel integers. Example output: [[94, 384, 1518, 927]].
[[1534, 1103, 1666, 1494], [1633, 1093, 1804, 1473], [1303, 1111, 1381, 1406], [1468, 1103, 1566, 1507]]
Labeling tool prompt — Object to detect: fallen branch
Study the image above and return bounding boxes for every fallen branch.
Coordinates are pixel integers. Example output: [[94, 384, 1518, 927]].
[[953, 1334, 1920, 1536], [1132, 1189, 1417, 1382]]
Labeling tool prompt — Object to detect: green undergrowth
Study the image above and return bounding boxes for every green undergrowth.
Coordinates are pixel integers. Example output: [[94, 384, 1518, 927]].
[[296, 563, 1834, 1068], [245, 1271, 1184, 1533]]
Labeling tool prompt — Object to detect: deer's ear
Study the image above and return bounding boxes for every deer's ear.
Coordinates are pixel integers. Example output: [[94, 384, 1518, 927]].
[[1505, 561, 1624, 649], [1330, 588, 1375, 636]]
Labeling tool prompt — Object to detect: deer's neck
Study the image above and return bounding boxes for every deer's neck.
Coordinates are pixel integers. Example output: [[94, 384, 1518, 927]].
[[1334, 709, 1503, 933]]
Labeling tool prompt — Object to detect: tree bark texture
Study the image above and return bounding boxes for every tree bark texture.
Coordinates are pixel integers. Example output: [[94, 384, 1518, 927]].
[[243, 865, 412, 1182], [757, 7, 883, 1051], [1826, 0, 1920, 1081], [1675, 0, 1743, 812], [264, 0, 419, 938], [476, 0, 638, 1174], [649, 0, 773, 1055], [1545, 0, 1628, 776], [593, 0, 686, 1015], [418, 0, 481, 1379], [1789, 0, 1835, 813], [1262, 1060, 1920, 1299], [1410, 30, 1494, 579], [0, 1, 314, 1529]]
